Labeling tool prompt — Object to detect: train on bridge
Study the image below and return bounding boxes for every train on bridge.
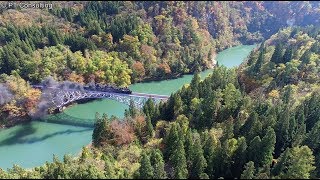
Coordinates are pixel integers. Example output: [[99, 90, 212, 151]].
[[32, 83, 132, 94], [83, 83, 132, 94]]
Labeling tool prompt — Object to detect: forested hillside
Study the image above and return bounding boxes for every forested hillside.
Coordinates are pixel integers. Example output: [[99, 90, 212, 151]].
[[240, 25, 320, 101], [0, 1, 319, 84], [0, 1, 320, 179], [1, 25, 320, 179]]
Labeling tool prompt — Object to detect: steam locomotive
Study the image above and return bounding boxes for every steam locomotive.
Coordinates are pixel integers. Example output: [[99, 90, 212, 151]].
[[83, 83, 132, 94]]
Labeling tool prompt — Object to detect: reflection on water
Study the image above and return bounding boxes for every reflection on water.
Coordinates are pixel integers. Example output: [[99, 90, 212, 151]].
[[0, 123, 91, 146], [0, 121, 93, 170], [40, 112, 96, 128], [0, 123, 37, 146]]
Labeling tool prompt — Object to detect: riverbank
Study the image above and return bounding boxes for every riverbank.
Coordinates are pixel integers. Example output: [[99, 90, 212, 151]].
[[0, 96, 106, 130]]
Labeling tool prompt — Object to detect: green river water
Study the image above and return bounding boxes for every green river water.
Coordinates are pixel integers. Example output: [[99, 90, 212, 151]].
[[0, 44, 256, 170]]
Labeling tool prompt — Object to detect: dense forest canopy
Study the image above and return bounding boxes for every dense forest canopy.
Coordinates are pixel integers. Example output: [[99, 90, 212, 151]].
[[0, 1, 320, 179], [0, 1, 319, 84]]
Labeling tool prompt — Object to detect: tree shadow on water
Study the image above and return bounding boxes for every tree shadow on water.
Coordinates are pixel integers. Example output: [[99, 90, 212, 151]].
[[0, 122, 92, 146], [39, 112, 95, 128]]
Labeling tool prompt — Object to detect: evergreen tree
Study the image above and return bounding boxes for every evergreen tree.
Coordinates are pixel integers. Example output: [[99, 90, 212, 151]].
[[252, 43, 265, 73], [232, 137, 248, 178], [190, 134, 207, 179], [270, 43, 283, 64], [139, 152, 154, 179], [173, 93, 183, 118], [296, 105, 305, 125], [288, 115, 297, 145], [271, 148, 290, 176], [292, 122, 306, 147], [220, 116, 235, 142], [282, 46, 293, 64], [146, 116, 154, 139], [143, 98, 156, 125], [185, 128, 194, 169], [304, 92, 320, 132], [128, 99, 138, 118], [190, 72, 201, 98], [314, 150, 320, 178], [150, 149, 167, 179], [300, 49, 311, 65], [260, 127, 276, 167], [202, 132, 218, 178], [281, 85, 294, 105], [310, 41, 320, 53], [92, 113, 108, 147], [255, 165, 271, 179], [164, 123, 180, 159], [304, 121, 320, 152], [272, 146, 316, 179], [240, 161, 256, 179], [275, 107, 290, 157], [48, 31, 59, 46], [247, 136, 262, 166], [170, 138, 188, 179], [240, 112, 262, 142]]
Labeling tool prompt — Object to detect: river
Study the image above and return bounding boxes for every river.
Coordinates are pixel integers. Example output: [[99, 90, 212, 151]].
[[0, 44, 256, 170]]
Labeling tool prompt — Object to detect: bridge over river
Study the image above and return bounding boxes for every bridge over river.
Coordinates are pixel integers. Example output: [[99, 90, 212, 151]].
[[32, 84, 170, 111]]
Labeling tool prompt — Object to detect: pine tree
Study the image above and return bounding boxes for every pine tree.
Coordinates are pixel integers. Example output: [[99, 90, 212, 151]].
[[139, 152, 154, 179], [275, 108, 290, 157], [146, 116, 154, 139], [173, 93, 183, 118], [48, 31, 59, 46], [190, 135, 208, 179], [272, 146, 316, 179], [240, 112, 262, 142], [300, 49, 311, 65], [255, 164, 271, 179], [170, 138, 188, 179], [270, 43, 283, 64], [92, 113, 107, 147], [143, 98, 156, 125], [203, 134, 217, 178], [232, 136, 248, 178], [310, 41, 320, 53], [288, 115, 297, 145], [252, 43, 265, 73], [247, 136, 261, 166], [260, 127, 276, 167], [185, 128, 194, 169], [247, 51, 255, 66], [190, 72, 201, 98], [282, 46, 293, 64], [150, 149, 167, 179], [304, 121, 320, 151], [296, 105, 305, 125], [220, 116, 235, 142], [292, 123, 306, 147], [281, 85, 294, 105], [304, 92, 320, 132], [271, 147, 290, 176], [164, 123, 180, 159], [240, 161, 255, 179], [129, 99, 138, 118]]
